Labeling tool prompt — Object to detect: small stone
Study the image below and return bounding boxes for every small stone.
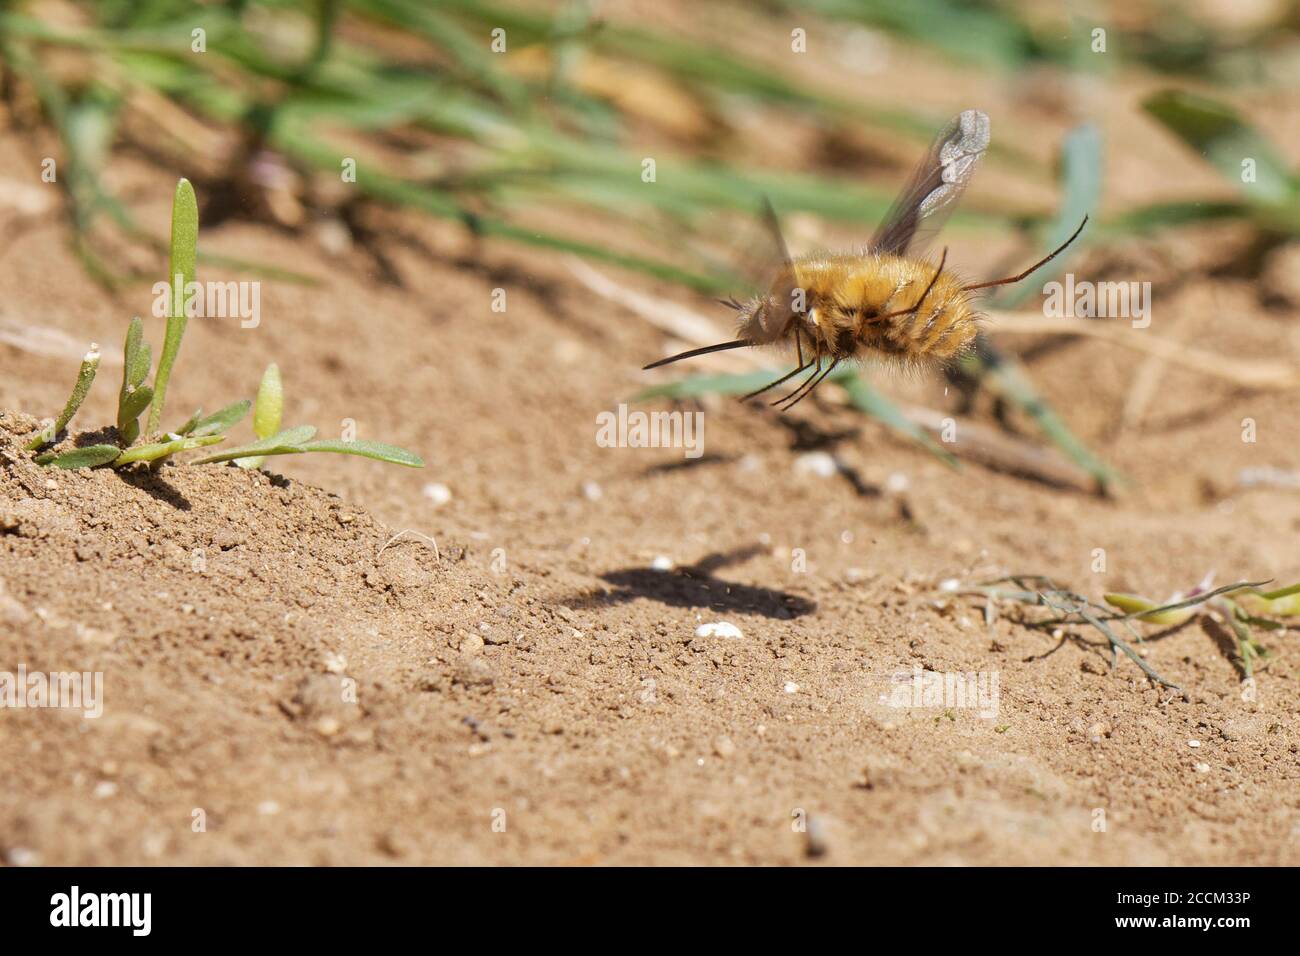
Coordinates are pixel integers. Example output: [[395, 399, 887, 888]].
[[93, 781, 118, 799], [1194, 762, 1210, 773], [794, 451, 837, 478], [313, 716, 341, 737], [784, 681, 799, 694], [422, 483, 452, 507], [651, 555, 674, 571], [5, 847, 38, 867], [257, 800, 282, 816], [1187, 739, 1201, 748], [581, 480, 603, 501], [322, 652, 347, 674], [713, 735, 736, 758], [804, 816, 830, 858], [1088, 721, 1111, 742], [695, 621, 743, 639], [459, 632, 485, 654]]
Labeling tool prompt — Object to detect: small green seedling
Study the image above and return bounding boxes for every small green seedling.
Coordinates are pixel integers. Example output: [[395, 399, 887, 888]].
[[23, 178, 423, 474]]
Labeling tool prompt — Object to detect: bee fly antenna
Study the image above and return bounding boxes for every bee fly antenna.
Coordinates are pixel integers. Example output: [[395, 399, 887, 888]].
[[962, 215, 1089, 293]]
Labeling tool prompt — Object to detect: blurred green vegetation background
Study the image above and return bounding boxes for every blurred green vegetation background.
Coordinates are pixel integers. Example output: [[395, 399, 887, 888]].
[[3, 0, 1300, 492]]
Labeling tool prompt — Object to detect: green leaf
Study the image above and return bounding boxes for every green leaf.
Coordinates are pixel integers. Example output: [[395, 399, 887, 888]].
[[147, 177, 198, 434], [116, 316, 153, 445], [189, 399, 251, 437], [118, 385, 154, 428], [237, 363, 283, 469], [293, 439, 424, 467], [25, 343, 102, 450], [113, 434, 223, 466], [190, 425, 318, 465], [174, 408, 203, 436], [192, 429, 423, 468], [1143, 90, 1297, 209], [41, 444, 122, 469], [251, 364, 283, 439], [1103, 592, 1195, 627]]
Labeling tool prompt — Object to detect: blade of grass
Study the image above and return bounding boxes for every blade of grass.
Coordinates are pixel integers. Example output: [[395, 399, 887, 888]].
[[147, 178, 198, 434], [1143, 90, 1297, 211]]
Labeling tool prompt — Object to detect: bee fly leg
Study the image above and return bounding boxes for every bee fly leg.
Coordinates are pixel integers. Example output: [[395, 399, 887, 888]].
[[771, 350, 823, 407], [776, 357, 841, 411], [740, 329, 813, 403], [740, 359, 813, 402]]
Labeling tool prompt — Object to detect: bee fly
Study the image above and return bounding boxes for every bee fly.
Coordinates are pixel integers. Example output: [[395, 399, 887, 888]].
[[643, 110, 1087, 409]]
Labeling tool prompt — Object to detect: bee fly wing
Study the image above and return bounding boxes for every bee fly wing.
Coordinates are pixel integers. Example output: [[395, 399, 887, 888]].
[[868, 109, 989, 259], [754, 195, 803, 335]]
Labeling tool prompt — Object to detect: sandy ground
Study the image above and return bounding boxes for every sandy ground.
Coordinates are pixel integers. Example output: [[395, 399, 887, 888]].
[[2, 21, 1300, 864]]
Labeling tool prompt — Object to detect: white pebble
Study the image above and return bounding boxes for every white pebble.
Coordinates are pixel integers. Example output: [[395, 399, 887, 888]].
[[885, 471, 910, 494], [582, 481, 603, 501], [422, 483, 452, 506], [695, 621, 743, 639], [5, 847, 38, 867], [257, 800, 282, 816], [93, 781, 118, 799], [1187, 739, 1201, 748], [794, 451, 837, 477], [651, 555, 674, 571], [939, 578, 961, 592], [784, 681, 799, 694], [1194, 762, 1210, 773]]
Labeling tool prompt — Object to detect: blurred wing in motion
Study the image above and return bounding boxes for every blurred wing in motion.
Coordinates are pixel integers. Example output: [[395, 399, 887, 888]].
[[868, 109, 989, 258]]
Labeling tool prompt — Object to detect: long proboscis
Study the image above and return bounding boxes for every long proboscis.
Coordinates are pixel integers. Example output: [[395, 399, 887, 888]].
[[642, 338, 753, 370]]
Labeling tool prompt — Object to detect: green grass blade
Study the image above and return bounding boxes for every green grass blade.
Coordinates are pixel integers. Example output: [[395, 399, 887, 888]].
[[835, 369, 957, 465], [966, 350, 1121, 494], [1143, 90, 1297, 209], [39, 444, 122, 469], [632, 369, 778, 401], [992, 123, 1101, 308], [147, 178, 198, 434], [25, 344, 102, 450]]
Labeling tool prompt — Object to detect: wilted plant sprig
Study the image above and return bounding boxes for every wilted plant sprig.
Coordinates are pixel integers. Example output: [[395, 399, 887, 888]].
[[24, 178, 423, 473], [943, 574, 1296, 690]]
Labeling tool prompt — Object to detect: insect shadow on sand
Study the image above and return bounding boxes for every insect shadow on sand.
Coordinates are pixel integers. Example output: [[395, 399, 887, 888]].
[[562, 545, 816, 619]]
